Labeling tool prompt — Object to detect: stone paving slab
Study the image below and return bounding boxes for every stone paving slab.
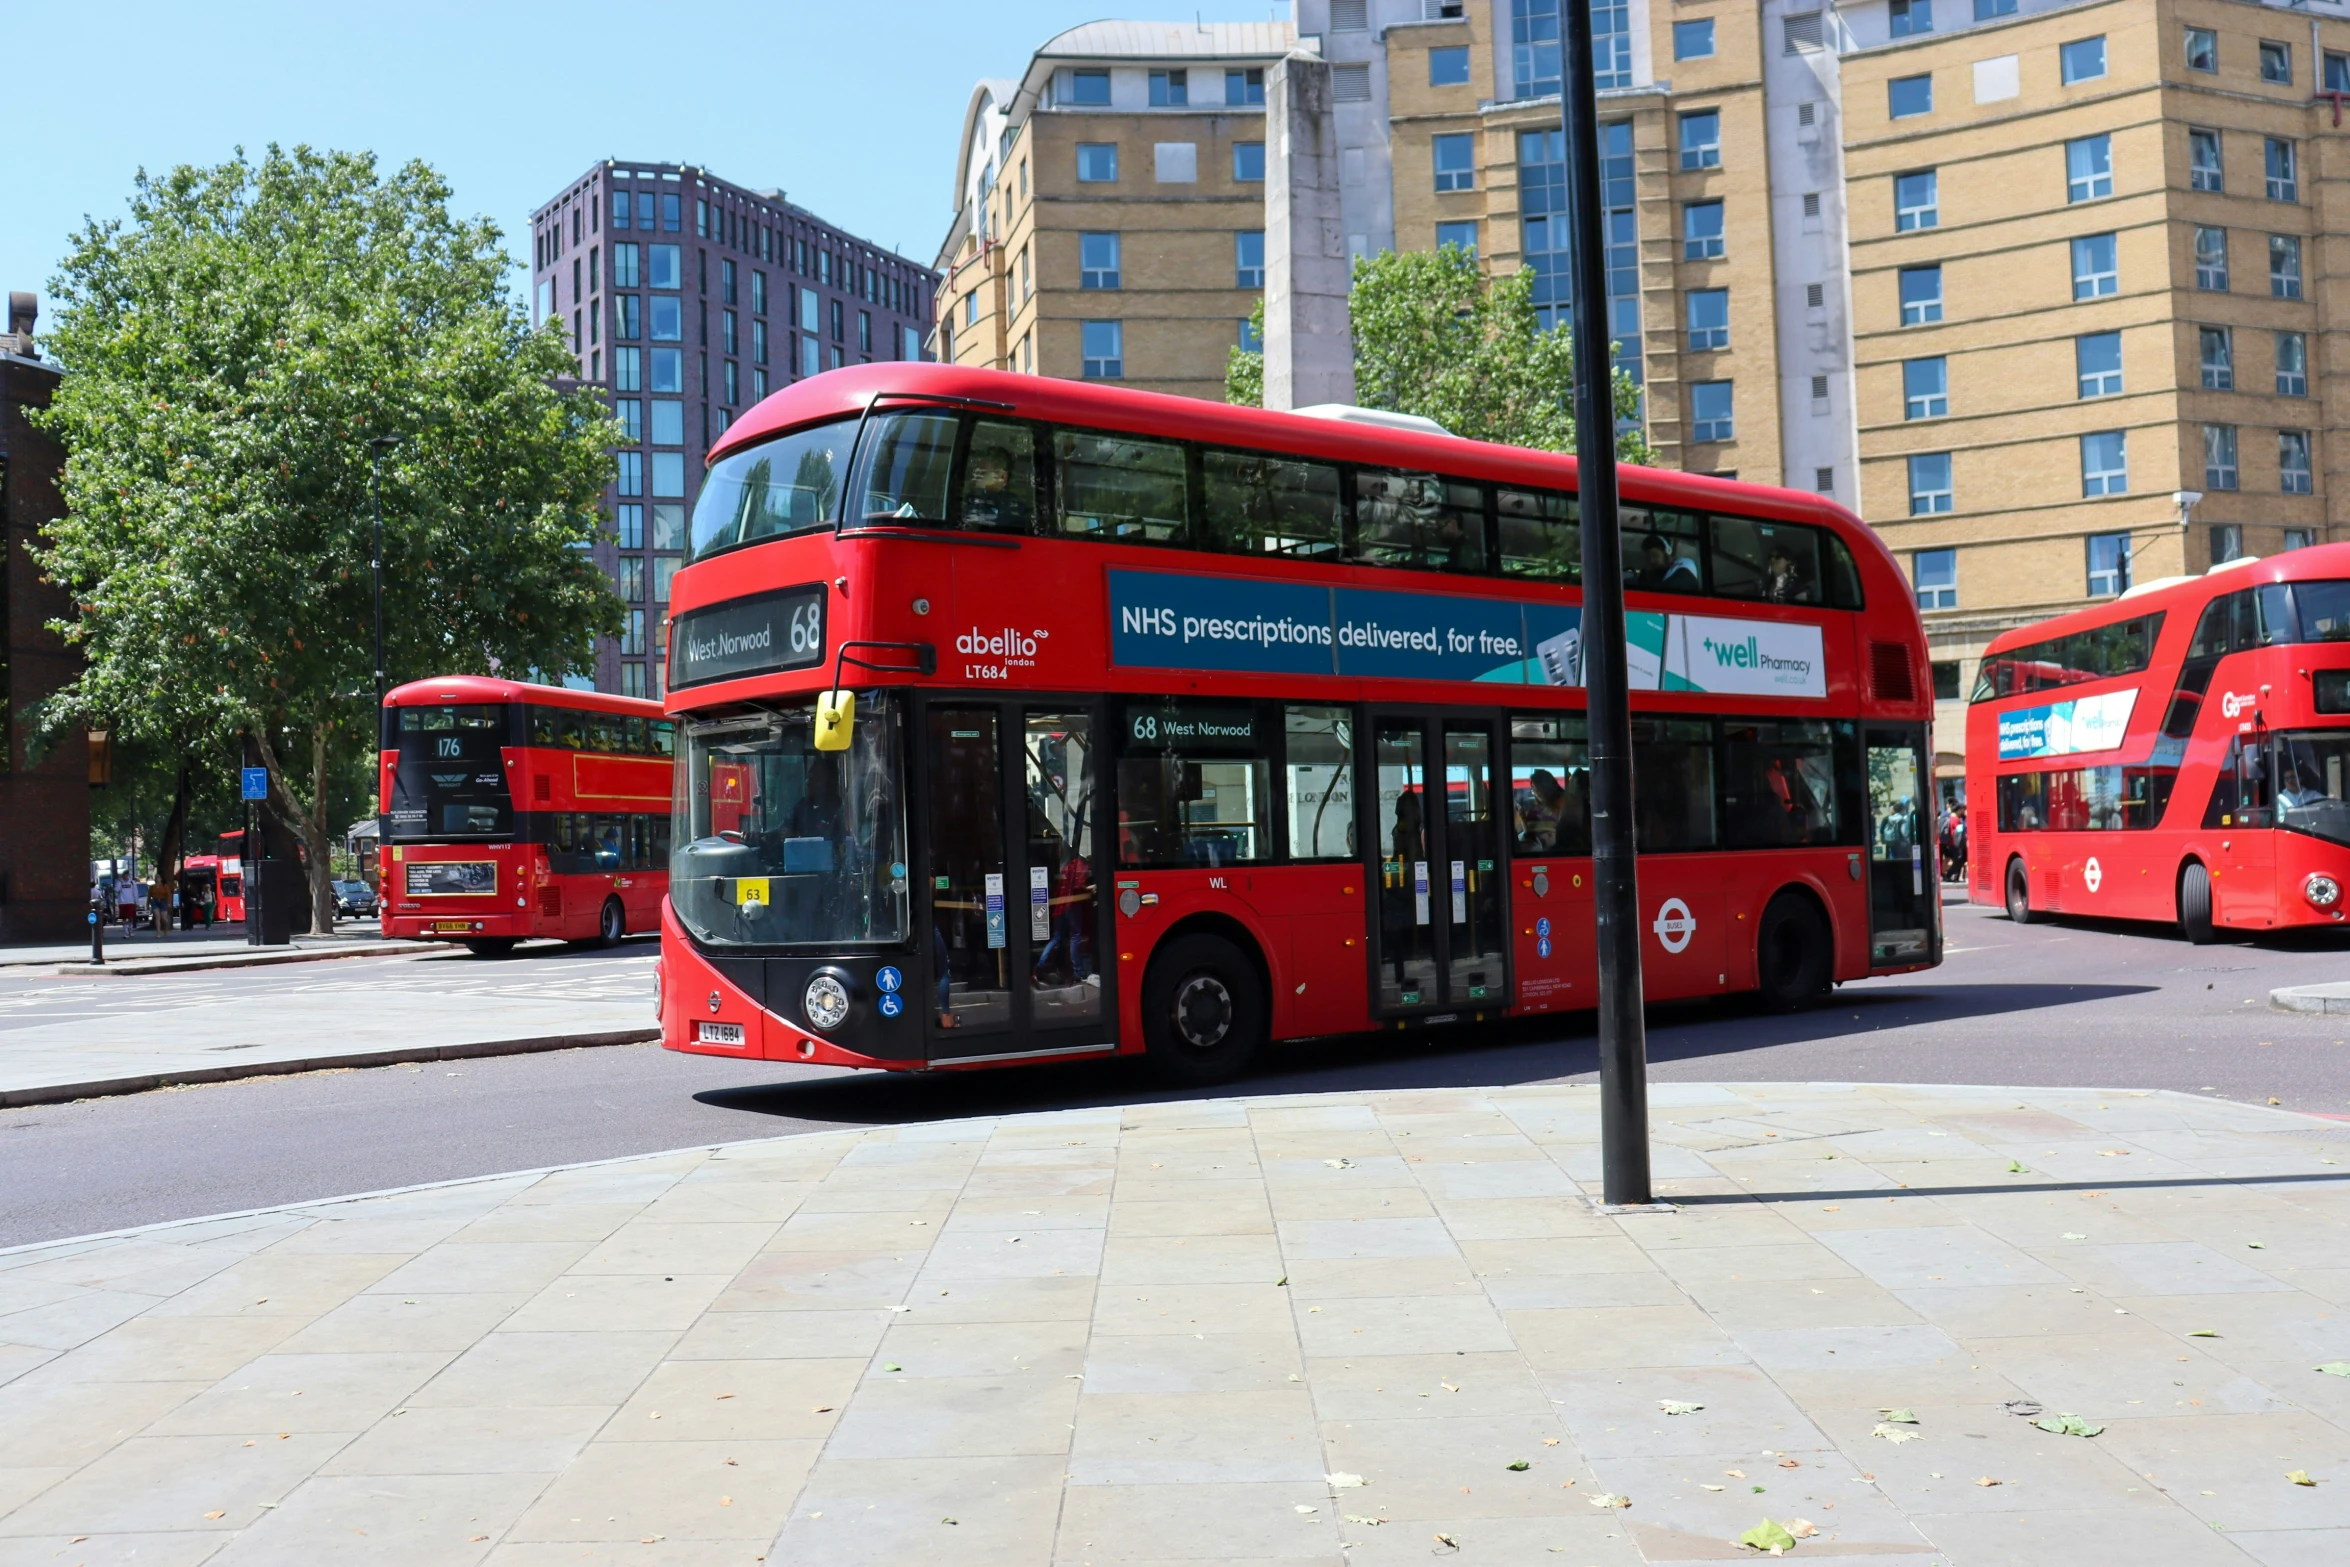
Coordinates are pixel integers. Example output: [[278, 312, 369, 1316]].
[[4, 1082, 2350, 1565]]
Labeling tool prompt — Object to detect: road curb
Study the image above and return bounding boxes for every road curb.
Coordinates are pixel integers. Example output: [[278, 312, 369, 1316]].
[[2270, 983, 2350, 1016], [44, 941, 457, 977], [0, 1027, 660, 1111]]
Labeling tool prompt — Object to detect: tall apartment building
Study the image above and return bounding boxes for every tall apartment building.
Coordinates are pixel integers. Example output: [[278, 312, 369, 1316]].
[[529, 161, 937, 697], [937, 22, 1299, 398]]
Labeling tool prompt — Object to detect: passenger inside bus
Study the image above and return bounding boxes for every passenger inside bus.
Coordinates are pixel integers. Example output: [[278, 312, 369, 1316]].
[[1630, 533, 1702, 592], [959, 424, 1037, 531]]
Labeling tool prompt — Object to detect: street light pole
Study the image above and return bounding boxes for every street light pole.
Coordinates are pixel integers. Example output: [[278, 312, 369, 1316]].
[[1559, 0, 1653, 1206]]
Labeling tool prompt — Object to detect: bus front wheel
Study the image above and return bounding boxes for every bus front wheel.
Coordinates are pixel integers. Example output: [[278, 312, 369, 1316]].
[[1754, 891, 1832, 1012], [2179, 862, 2216, 945], [1141, 934, 1265, 1086], [594, 896, 626, 948], [2004, 860, 2039, 925]]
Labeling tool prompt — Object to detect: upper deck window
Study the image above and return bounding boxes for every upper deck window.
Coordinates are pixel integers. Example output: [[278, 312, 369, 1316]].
[[1970, 611, 2165, 701], [689, 416, 853, 559]]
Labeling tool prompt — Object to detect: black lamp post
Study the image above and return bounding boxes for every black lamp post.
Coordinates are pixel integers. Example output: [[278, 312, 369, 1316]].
[[1559, 0, 1652, 1206]]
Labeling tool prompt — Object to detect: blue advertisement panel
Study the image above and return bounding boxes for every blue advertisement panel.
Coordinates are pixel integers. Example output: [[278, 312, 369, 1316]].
[[1107, 570, 1336, 675], [1330, 587, 1529, 683], [1997, 689, 2137, 760]]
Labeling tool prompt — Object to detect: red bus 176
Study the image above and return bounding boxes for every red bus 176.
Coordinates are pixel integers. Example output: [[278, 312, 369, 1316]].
[[379, 675, 674, 955], [1967, 546, 2350, 941], [656, 364, 1939, 1083]]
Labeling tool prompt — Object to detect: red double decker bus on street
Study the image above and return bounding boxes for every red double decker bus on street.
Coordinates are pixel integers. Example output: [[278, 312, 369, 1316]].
[[380, 675, 674, 955], [657, 364, 1938, 1082], [1967, 547, 2350, 941]]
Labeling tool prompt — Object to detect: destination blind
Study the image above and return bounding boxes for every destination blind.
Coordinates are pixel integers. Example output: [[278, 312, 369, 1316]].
[[668, 583, 827, 690]]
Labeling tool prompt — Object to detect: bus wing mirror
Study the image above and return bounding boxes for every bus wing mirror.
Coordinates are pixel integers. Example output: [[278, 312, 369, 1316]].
[[814, 690, 857, 752]]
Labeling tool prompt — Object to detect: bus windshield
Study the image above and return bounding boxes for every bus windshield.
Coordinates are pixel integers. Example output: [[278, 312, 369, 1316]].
[[672, 694, 908, 946], [387, 704, 512, 840], [2275, 731, 2350, 847]]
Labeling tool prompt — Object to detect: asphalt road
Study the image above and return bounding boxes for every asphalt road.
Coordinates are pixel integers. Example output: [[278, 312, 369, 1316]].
[[4, 898, 2347, 1247]]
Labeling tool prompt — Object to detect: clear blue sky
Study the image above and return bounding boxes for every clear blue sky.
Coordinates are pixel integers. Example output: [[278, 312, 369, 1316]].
[[7, 1, 1293, 323]]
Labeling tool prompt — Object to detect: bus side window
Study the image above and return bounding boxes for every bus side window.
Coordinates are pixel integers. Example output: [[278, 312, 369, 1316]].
[[1054, 429, 1189, 543], [1709, 516, 1822, 604], [651, 721, 676, 758], [1507, 715, 1590, 856], [2189, 598, 2232, 659], [857, 410, 958, 524], [2255, 584, 2293, 646], [2228, 590, 2260, 651], [1115, 699, 1271, 867], [1202, 450, 1344, 560], [1351, 471, 1487, 573], [624, 717, 650, 755], [958, 419, 1041, 533], [1822, 533, 1866, 609], [1497, 488, 1578, 581], [1623, 506, 1704, 593]]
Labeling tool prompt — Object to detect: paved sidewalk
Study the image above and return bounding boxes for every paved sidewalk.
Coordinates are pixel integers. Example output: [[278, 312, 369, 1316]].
[[0, 929, 406, 969], [3, 1082, 2347, 1565]]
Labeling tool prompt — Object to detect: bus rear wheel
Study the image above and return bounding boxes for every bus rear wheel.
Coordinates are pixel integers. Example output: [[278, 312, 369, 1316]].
[[465, 938, 518, 958], [1141, 934, 1265, 1086], [1754, 891, 1832, 1012], [2004, 859, 2039, 925], [594, 896, 626, 948], [2179, 862, 2216, 945]]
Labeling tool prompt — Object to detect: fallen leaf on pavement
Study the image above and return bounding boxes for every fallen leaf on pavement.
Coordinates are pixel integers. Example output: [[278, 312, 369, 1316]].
[[1976, 1477, 2001, 1487], [1727, 1469, 1747, 1479], [1345, 1514, 1385, 1526], [1787, 1520, 1819, 1538], [1661, 1400, 1704, 1416], [1739, 1517, 1797, 1554], [714, 1393, 734, 1400], [1779, 1459, 1801, 1469], [1434, 1533, 1459, 1550], [2003, 1400, 2044, 1418], [1441, 1382, 1459, 1392], [2318, 1364, 2350, 1377], [883, 1364, 902, 1372], [1325, 1158, 1354, 1169], [1542, 1438, 1560, 1446], [2249, 1242, 2267, 1249], [1704, 1483, 1726, 1491], [204, 1512, 225, 1520], [1508, 1460, 1531, 1471], [2289, 1470, 2318, 1487], [2007, 1161, 2026, 1173], [1589, 1492, 1631, 1508], [2062, 1232, 2087, 1241], [2034, 1414, 2105, 1438], [1872, 1424, 1921, 1443], [2188, 1330, 2219, 1338], [1879, 1408, 1919, 1424], [1295, 1504, 1318, 1514], [1327, 1472, 1366, 1489]]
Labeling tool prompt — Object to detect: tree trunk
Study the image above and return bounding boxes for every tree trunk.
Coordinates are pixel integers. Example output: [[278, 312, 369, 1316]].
[[153, 764, 191, 933], [254, 721, 340, 936]]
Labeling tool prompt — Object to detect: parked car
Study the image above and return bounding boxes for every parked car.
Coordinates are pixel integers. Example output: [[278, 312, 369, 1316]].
[[334, 880, 380, 919]]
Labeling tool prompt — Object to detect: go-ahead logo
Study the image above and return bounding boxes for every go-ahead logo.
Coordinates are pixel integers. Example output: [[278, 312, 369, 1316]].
[[1652, 897, 1696, 954], [2220, 690, 2259, 719]]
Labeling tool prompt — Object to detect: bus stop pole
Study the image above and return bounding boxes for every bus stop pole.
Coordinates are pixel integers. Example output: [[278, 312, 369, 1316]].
[[1559, 0, 1653, 1207]]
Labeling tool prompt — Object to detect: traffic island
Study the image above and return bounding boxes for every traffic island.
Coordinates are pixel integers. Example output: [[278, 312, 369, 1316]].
[[0, 1081, 2343, 1562], [2271, 982, 2350, 1016]]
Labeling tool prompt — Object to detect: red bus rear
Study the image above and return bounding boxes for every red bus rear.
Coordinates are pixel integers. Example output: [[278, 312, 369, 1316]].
[[1967, 547, 2350, 939], [654, 364, 1939, 1081], [379, 675, 673, 955]]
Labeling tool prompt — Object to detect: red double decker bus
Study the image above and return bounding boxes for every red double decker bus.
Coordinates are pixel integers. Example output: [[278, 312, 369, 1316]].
[[1967, 546, 2350, 941], [380, 675, 674, 955], [656, 364, 1937, 1081]]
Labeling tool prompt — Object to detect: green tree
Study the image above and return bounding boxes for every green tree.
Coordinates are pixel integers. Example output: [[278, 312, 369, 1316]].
[[1226, 246, 1652, 462], [32, 146, 623, 934]]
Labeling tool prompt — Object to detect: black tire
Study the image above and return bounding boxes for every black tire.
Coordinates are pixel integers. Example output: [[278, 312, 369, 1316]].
[[1754, 891, 1833, 1012], [464, 938, 518, 958], [2179, 862, 2216, 945], [2005, 859, 2039, 925], [596, 896, 626, 947], [1140, 934, 1266, 1086]]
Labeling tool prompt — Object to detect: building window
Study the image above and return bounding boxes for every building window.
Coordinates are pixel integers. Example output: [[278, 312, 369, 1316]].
[[1149, 68, 1188, 107], [615, 295, 641, 340], [1077, 143, 1118, 182], [1068, 68, 1110, 105], [1894, 170, 1938, 232], [2205, 424, 2240, 490], [1816, 467, 1835, 493], [1889, 74, 1933, 119], [1238, 315, 1262, 353], [720, 309, 737, 355], [648, 246, 680, 292], [1908, 453, 1954, 515], [720, 258, 736, 305], [1226, 67, 1265, 104], [1903, 356, 1947, 419], [1913, 548, 1958, 610], [1430, 46, 1470, 86], [2277, 331, 2308, 396], [963, 291, 978, 326], [2087, 532, 2132, 596], [615, 504, 643, 549], [2267, 138, 2299, 202], [2262, 40, 2293, 84], [614, 398, 642, 442], [1433, 133, 1476, 191], [621, 610, 646, 658], [1235, 230, 1265, 289], [2189, 129, 2223, 193], [1674, 19, 1714, 60], [1890, 0, 1933, 38], [1683, 201, 1725, 260], [1899, 265, 1943, 325], [1435, 220, 1479, 255], [1080, 232, 1120, 290], [2066, 135, 2112, 202], [2076, 331, 2122, 397], [722, 361, 738, 406], [1082, 320, 1123, 378], [2199, 326, 2233, 390], [752, 367, 768, 400], [2194, 226, 2229, 291], [2186, 27, 2218, 73], [615, 451, 642, 497], [2280, 430, 2315, 494], [613, 346, 641, 391], [2071, 233, 2117, 299], [2331, 51, 2350, 93], [2211, 524, 2244, 565], [1679, 110, 1720, 170], [652, 503, 686, 552], [1517, 122, 1641, 379], [752, 319, 768, 365], [651, 451, 684, 497], [800, 335, 820, 378], [649, 399, 683, 445], [859, 310, 872, 354], [1234, 142, 1265, 182], [2081, 431, 2128, 496], [2286, 527, 2316, 552], [2272, 233, 2303, 298], [1975, 0, 2016, 16], [2060, 36, 2106, 85], [649, 348, 681, 393], [1689, 380, 1734, 442], [620, 557, 645, 603], [647, 296, 681, 341], [1686, 289, 1729, 351]]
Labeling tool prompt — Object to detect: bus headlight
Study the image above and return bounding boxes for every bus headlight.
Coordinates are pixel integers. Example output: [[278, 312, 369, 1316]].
[[803, 971, 853, 1032], [2307, 874, 2342, 909]]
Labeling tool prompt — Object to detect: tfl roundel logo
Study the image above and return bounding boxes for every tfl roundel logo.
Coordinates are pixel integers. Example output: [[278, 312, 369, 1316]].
[[1651, 897, 1697, 955], [2083, 856, 2103, 893]]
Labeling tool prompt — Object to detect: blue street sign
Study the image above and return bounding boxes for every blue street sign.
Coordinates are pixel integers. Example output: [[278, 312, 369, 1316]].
[[877, 993, 904, 1019], [875, 965, 903, 994], [240, 767, 269, 801]]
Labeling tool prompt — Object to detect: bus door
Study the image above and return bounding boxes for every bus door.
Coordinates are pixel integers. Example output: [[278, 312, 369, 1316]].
[[1864, 726, 1937, 967], [918, 700, 1110, 1060], [2211, 727, 2275, 924], [1367, 714, 1509, 1017]]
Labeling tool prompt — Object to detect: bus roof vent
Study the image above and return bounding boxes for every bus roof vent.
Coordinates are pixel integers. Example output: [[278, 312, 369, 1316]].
[[1289, 403, 1453, 437], [1869, 640, 1917, 704], [2205, 553, 2263, 576]]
